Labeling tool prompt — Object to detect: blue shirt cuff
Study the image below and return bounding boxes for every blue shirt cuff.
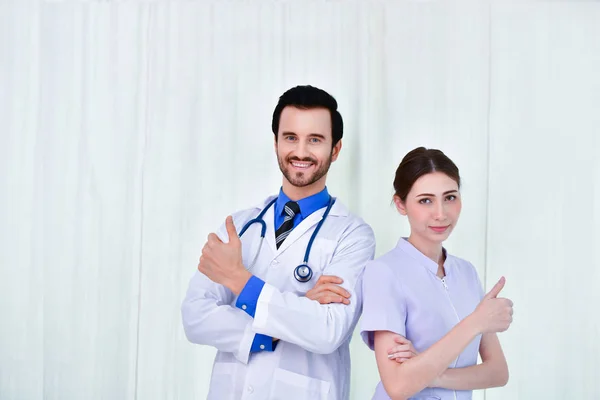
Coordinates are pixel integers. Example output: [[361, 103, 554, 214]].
[[235, 275, 265, 318], [250, 334, 275, 353]]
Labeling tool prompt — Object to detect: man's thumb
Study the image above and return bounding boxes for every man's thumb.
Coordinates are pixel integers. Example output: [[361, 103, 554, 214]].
[[225, 216, 240, 244], [484, 276, 506, 299]]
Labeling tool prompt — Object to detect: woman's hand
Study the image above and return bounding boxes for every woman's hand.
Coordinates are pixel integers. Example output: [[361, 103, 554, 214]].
[[387, 335, 418, 363]]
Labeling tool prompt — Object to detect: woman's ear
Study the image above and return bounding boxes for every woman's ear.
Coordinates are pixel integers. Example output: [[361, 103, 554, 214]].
[[393, 195, 407, 216]]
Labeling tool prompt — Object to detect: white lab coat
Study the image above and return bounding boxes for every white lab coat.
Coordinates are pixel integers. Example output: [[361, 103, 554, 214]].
[[181, 195, 376, 400]]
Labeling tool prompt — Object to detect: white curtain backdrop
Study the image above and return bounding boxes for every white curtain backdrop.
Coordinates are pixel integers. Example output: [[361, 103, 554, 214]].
[[1, 1, 599, 399]]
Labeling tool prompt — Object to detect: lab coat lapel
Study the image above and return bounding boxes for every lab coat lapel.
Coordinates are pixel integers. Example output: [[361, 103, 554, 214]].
[[263, 204, 278, 253], [275, 209, 324, 256]]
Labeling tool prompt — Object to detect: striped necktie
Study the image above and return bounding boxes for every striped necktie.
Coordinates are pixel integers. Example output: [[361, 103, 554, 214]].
[[275, 201, 300, 249]]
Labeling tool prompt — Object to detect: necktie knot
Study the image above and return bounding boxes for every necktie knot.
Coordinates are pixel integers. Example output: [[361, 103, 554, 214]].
[[283, 201, 300, 218], [276, 201, 300, 249]]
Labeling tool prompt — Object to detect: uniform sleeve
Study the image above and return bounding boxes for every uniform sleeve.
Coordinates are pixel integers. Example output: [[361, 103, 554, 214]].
[[360, 262, 407, 351], [181, 213, 273, 362], [181, 271, 258, 363], [468, 261, 485, 300]]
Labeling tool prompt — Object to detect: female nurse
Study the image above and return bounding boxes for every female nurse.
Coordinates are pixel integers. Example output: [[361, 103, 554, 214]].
[[360, 147, 514, 400]]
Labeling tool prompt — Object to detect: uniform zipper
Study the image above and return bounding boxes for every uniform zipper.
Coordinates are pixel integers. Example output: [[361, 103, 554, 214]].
[[440, 277, 459, 400], [441, 277, 448, 290]]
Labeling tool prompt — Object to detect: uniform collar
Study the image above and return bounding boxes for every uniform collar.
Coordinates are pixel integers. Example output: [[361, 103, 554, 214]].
[[274, 186, 330, 220], [395, 237, 449, 275]]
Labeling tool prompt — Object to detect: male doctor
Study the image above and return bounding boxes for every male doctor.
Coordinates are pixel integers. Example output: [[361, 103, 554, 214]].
[[181, 85, 375, 400]]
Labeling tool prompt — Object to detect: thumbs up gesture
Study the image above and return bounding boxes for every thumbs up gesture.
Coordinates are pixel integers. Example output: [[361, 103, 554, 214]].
[[198, 216, 251, 294], [472, 277, 514, 334]]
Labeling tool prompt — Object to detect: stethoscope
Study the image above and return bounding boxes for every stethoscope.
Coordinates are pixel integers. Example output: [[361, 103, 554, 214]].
[[238, 196, 335, 283]]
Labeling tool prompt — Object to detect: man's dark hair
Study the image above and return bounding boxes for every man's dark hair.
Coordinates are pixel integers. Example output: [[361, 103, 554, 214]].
[[271, 85, 343, 146]]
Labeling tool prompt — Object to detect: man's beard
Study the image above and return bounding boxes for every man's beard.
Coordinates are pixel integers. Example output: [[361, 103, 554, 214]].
[[277, 154, 332, 188]]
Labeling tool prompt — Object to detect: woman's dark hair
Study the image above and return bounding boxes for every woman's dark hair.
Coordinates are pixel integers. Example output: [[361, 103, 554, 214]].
[[393, 147, 461, 202], [271, 85, 343, 147]]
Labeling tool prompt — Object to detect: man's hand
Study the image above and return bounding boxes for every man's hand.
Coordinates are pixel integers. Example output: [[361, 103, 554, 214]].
[[198, 216, 251, 295], [305, 275, 351, 305], [387, 334, 418, 363]]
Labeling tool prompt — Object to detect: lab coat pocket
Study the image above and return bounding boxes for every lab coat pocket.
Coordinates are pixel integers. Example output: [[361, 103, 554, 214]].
[[269, 368, 331, 400], [207, 362, 239, 400], [309, 238, 337, 269]]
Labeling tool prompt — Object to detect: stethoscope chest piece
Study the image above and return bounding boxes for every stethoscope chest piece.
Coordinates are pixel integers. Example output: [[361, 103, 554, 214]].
[[294, 264, 313, 283]]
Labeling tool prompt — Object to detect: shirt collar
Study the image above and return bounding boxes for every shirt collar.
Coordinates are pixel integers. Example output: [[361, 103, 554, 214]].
[[275, 186, 330, 219], [395, 237, 450, 275]]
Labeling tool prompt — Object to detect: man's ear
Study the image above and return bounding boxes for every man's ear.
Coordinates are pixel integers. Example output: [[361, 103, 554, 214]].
[[331, 139, 342, 162]]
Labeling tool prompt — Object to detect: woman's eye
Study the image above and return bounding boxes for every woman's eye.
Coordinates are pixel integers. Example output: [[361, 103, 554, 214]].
[[419, 198, 431, 204]]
